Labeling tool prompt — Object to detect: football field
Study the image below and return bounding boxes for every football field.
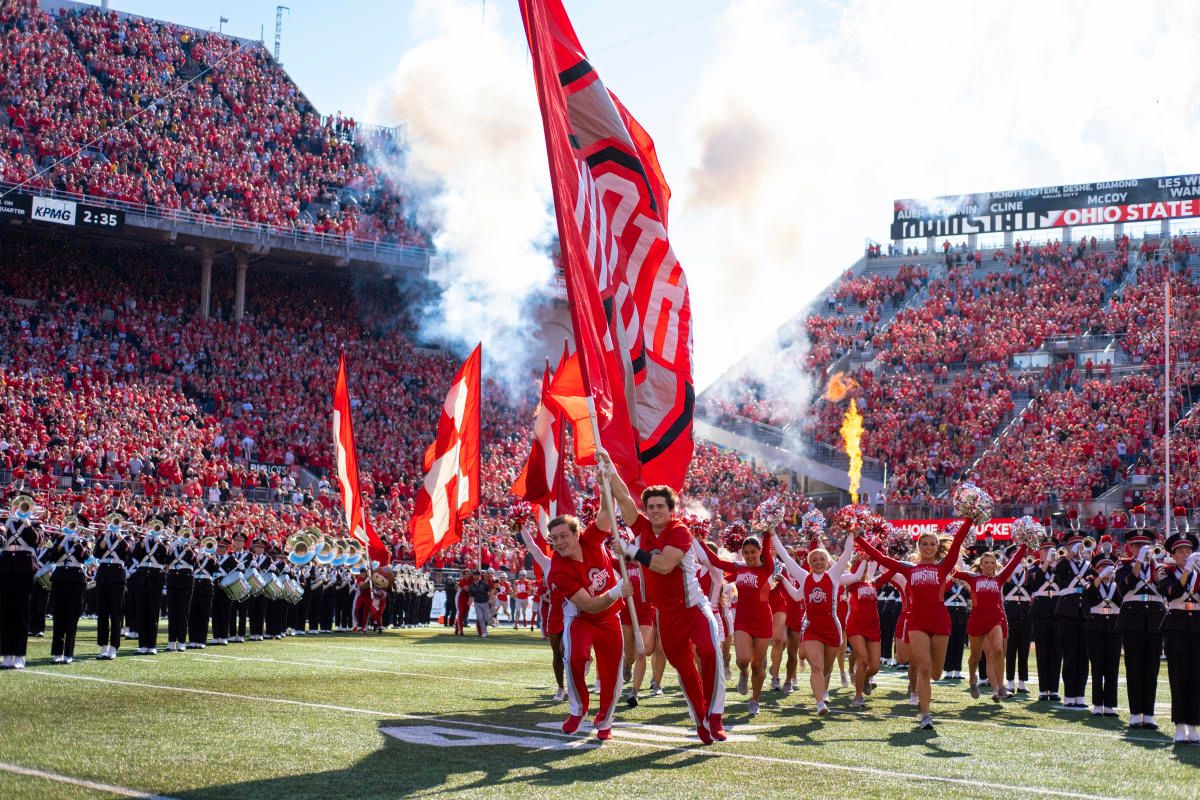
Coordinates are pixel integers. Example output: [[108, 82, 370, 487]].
[[1, 621, 1196, 800]]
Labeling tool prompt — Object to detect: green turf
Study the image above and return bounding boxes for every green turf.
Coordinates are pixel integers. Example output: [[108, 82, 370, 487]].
[[1, 619, 1196, 799]]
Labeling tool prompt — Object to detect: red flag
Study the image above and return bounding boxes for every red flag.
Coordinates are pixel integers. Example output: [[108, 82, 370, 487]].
[[410, 345, 482, 567], [521, 0, 695, 491], [545, 350, 596, 464], [512, 361, 562, 510], [332, 354, 390, 566]]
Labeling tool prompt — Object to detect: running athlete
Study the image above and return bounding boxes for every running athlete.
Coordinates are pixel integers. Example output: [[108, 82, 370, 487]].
[[514, 571, 532, 630], [546, 512, 632, 740], [772, 531, 855, 715], [840, 558, 896, 707], [855, 520, 972, 730], [954, 543, 1027, 702], [606, 454, 726, 744]]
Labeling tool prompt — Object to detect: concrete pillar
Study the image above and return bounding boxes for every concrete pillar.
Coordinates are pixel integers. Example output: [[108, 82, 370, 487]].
[[1161, 218, 1171, 238], [926, 235, 936, 255], [1062, 225, 1072, 245], [200, 251, 213, 320], [234, 251, 248, 321], [967, 232, 978, 251], [1004, 230, 1014, 250], [1113, 222, 1124, 240]]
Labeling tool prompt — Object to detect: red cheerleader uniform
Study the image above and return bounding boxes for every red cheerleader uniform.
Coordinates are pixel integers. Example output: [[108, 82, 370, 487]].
[[855, 520, 971, 637], [702, 541, 775, 639], [618, 562, 655, 629], [798, 571, 843, 647], [770, 580, 789, 617], [844, 569, 897, 642], [785, 574, 806, 634], [955, 544, 1026, 637]]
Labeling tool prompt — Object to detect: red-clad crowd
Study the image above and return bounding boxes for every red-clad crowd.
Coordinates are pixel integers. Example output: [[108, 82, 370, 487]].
[[0, 2, 421, 245]]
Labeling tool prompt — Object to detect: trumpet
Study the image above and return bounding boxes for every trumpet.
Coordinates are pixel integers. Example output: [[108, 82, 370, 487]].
[[1151, 544, 1167, 560], [1081, 536, 1096, 554]]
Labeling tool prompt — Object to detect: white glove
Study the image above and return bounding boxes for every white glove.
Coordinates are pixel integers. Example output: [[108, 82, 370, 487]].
[[1186, 553, 1200, 572], [1070, 542, 1082, 556], [1100, 565, 1115, 580], [619, 535, 639, 559], [606, 578, 625, 601], [1137, 545, 1152, 562]]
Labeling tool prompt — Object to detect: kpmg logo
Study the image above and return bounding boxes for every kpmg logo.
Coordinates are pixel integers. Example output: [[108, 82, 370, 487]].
[[31, 197, 76, 226]]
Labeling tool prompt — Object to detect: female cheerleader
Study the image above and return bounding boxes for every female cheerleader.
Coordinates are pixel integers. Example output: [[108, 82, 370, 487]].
[[954, 543, 1027, 702], [856, 519, 972, 730], [768, 578, 790, 692], [772, 531, 855, 716], [840, 557, 896, 706], [699, 536, 776, 717], [520, 521, 566, 702], [621, 557, 657, 707], [782, 560, 806, 694]]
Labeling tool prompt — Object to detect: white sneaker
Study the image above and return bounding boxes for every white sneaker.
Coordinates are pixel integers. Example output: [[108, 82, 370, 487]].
[[724, 664, 732, 682], [1188, 725, 1199, 743], [737, 669, 748, 695], [909, 693, 919, 706], [64, 657, 73, 664], [747, 700, 760, 717], [651, 683, 664, 697], [147, 648, 157, 655], [817, 701, 829, 716], [850, 697, 865, 708], [13, 657, 25, 669], [823, 692, 830, 703], [770, 675, 781, 691], [552, 688, 565, 702], [1176, 724, 1190, 743], [1129, 714, 1143, 727], [840, 672, 849, 689], [52, 655, 65, 664], [136, 648, 148, 655], [782, 681, 793, 696], [919, 713, 934, 730], [1091, 705, 1102, 715]]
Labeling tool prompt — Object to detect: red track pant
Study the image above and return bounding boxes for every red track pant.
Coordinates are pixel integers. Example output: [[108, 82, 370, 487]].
[[658, 602, 726, 723], [562, 612, 623, 731]]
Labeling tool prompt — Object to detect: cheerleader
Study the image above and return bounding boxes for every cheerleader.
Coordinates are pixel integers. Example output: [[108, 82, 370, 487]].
[[1082, 555, 1121, 716], [767, 578, 790, 692], [954, 543, 1027, 701], [1029, 541, 1062, 702], [700, 535, 777, 718], [840, 558, 895, 706], [855, 519, 971, 730], [1001, 546, 1033, 694], [781, 560, 806, 693], [1157, 530, 1200, 744], [1117, 529, 1166, 729], [520, 519, 566, 702], [772, 531, 855, 716], [619, 557, 657, 707], [454, 571, 473, 637], [93, 514, 130, 660]]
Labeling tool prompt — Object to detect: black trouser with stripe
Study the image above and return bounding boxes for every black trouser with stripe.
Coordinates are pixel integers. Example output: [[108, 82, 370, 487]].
[[1057, 616, 1089, 699], [0, 553, 34, 657], [1005, 611, 1032, 682], [50, 571, 85, 658], [28, 582, 48, 635], [1122, 629, 1163, 718], [878, 602, 901, 661], [211, 585, 232, 641], [94, 565, 126, 649], [189, 581, 213, 645], [1086, 624, 1121, 709], [1165, 628, 1200, 725], [944, 606, 969, 673], [234, 597, 249, 637], [1032, 616, 1061, 695], [134, 568, 165, 650], [166, 570, 194, 644], [249, 594, 267, 637]]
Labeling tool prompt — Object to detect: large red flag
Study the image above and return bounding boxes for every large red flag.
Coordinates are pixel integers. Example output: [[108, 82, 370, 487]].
[[513, 348, 578, 516], [332, 354, 390, 566], [521, 0, 695, 491], [410, 345, 482, 567]]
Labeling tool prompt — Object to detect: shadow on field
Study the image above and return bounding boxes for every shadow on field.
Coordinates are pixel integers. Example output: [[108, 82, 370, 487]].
[[170, 718, 707, 800]]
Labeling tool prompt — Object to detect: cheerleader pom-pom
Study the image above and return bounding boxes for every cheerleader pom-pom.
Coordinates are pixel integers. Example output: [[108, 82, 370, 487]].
[[722, 523, 748, 553], [952, 482, 994, 526], [507, 502, 534, 533], [1009, 516, 1046, 549], [801, 509, 827, 534], [753, 497, 787, 532], [945, 518, 977, 548], [884, 524, 913, 560]]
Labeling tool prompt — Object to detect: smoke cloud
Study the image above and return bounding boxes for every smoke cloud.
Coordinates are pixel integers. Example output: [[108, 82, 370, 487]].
[[675, 0, 1200, 407], [366, 0, 555, 395]]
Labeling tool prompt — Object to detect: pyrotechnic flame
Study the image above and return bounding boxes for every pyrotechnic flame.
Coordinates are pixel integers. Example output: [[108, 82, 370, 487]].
[[824, 371, 859, 402], [840, 399, 864, 503]]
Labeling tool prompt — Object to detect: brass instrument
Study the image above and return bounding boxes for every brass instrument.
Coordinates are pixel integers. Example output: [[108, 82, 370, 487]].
[[286, 527, 320, 565], [199, 537, 219, 556]]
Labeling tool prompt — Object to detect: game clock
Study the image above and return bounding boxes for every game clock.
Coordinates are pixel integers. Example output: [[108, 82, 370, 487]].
[[78, 205, 125, 230]]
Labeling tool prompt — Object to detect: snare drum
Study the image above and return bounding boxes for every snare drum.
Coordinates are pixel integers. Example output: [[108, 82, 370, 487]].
[[244, 567, 267, 595], [34, 563, 55, 591], [220, 570, 251, 602]]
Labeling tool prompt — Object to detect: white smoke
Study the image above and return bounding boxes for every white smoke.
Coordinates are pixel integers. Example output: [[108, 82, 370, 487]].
[[366, 0, 555, 394], [675, 0, 1200, 404]]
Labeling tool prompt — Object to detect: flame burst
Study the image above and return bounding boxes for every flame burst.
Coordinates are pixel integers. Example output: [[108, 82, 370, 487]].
[[824, 371, 859, 402], [840, 399, 864, 503]]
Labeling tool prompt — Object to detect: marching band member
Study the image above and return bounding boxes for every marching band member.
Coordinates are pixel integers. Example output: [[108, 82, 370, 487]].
[[247, 537, 270, 640], [212, 538, 237, 645], [840, 557, 894, 707], [772, 530, 856, 716], [267, 545, 290, 638], [48, 523, 91, 664], [1118, 526, 1166, 729], [1157, 529, 1200, 744], [164, 529, 196, 652], [699, 534, 777, 718], [187, 541, 217, 648], [130, 521, 168, 655], [955, 543, 1027, 702], [94, 513, 130, 660], [230, 531, 250, 642], [855, 519, 972, 731], [607, 454, 727, 745], [1029, 540, 1062, 702], [1001, 546, 1033, 694], [1082, 554, 1121, 716], [1053, 530, 1092, 709], [547, 510, 630, 741], [29, 538, 51, 638], [0, 499, 40, 669], [877, 575, 903, 668]]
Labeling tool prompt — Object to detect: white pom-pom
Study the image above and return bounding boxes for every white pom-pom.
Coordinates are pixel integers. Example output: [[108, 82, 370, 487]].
[[952, 482, 994, 525]]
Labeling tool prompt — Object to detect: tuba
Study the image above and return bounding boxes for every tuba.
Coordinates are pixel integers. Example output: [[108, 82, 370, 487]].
[[286, 527, 320, 566], [199, 537, 219, 556]]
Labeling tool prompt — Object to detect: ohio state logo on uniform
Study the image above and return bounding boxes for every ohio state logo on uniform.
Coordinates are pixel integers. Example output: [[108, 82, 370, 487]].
[[588, 568, 608, 594]]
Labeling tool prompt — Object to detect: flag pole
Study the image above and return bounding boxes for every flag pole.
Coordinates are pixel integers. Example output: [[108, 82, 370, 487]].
[[587, 396, 645, 655], [1164, 277, 1171, 533]]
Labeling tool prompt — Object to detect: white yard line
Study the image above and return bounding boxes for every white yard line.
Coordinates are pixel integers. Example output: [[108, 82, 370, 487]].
[[0, 760, 178, 799], [18, 670, 1134, 800], [196, 652, 541, 689]]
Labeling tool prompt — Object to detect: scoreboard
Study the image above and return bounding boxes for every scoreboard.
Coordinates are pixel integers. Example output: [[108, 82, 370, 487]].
[[0, 191, 125, 231]]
